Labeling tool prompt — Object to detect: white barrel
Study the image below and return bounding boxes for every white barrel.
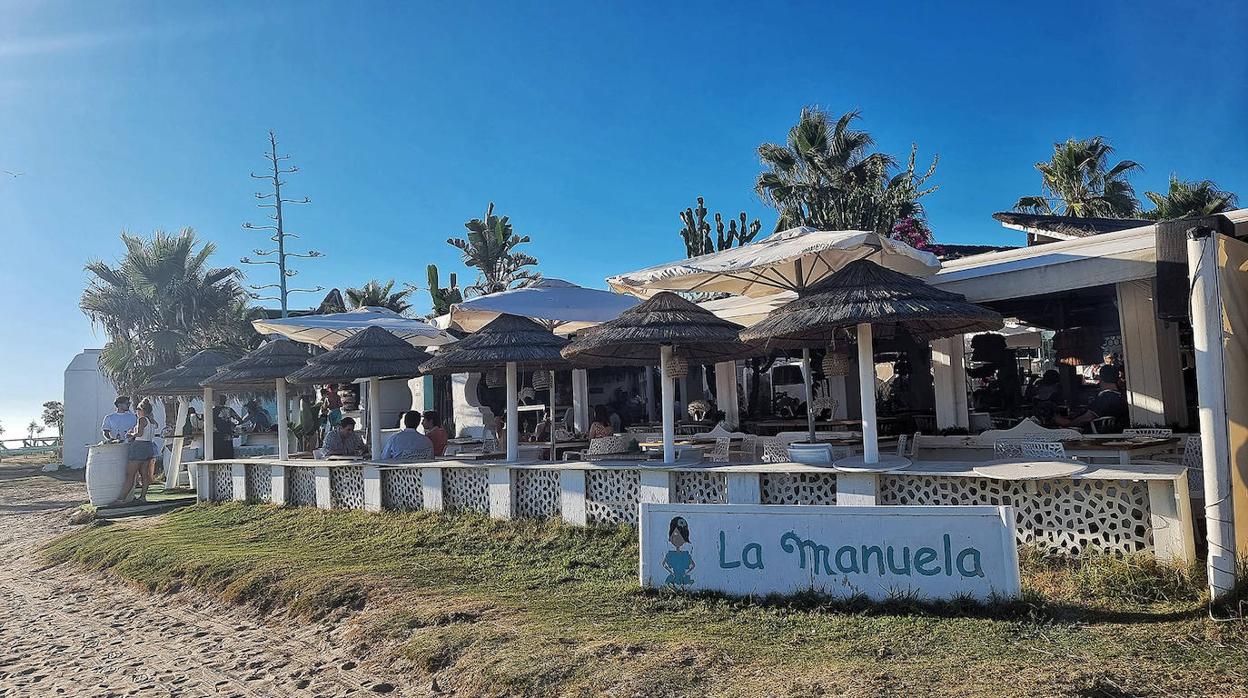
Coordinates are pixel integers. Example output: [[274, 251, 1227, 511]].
[[85, 443, 130, 505]]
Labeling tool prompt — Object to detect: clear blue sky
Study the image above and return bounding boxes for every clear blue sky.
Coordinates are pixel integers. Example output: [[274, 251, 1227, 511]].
[[1, 0, 1245, 435]]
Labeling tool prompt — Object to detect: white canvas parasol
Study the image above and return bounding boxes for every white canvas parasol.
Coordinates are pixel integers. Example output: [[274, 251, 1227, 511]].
[[252, 306, 455, 349], [448, 278, 639, 335]]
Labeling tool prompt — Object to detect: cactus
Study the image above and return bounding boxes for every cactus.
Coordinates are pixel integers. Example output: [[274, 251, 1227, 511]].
[[427, 264, 464, 316], [679, 197, 762, 258]]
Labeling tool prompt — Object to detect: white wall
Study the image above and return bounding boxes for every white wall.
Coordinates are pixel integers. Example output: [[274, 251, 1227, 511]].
[[62, 349, 120, 469]]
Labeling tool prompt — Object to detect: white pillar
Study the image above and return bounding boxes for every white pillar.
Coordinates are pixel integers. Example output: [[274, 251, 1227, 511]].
[[276, 379, 290, 460], [505, 362, 519, 462], [801, 348, 815, 442], [203, 387, 215, 461], [488, 466, 513, 519], [660, 345, 675, 464], [931, 335, 969, 430], [857, 323, 879, 464], [169, 397, 189, 487], [368, 377, 382, 459], [572, 368, 590, 433], [548, 379, 557, 462], [362, 465, 382, 512], [1188, 231, 1237, 601], [714, 361, 740, 430]]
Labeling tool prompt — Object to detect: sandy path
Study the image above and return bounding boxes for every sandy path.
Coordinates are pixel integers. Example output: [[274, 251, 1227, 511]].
[[0, 461, 421, 697]]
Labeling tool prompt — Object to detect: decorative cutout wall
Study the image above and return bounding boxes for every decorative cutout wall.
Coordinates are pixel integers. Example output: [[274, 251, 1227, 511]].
[[381, 468, 423, 511], [879, 475, 1153, 556], [212, 464, 233, 502], [444, 467, 489, 513], [760, 472, 837, 505], [514, 469, 561, 519], [245, 464, 271, 503], [586, 469, 640, 525], [675, 472, 727, 504], [287, 467, 318, 507], [330, 465, 365, 510]]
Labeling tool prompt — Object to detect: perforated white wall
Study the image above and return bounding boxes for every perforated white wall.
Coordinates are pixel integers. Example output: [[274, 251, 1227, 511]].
[[381, 468, 424, 511], [514, 469, 561, 519], [444, 467, 489, 513], [585, 470, 640, 525], [760, 472, 837, 505]]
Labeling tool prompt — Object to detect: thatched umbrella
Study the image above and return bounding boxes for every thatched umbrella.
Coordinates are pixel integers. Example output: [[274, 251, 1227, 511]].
[[562, 292, 756, 463], [741, 259, 1003, 466], [139, 350, 235, 464], [201, 339, 311, 460], [420, 314, 568, 462], [286, 326, 433, 457]]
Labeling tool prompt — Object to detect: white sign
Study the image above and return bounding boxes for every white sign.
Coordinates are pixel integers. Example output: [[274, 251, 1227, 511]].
[[639, 504, 1020, 601]]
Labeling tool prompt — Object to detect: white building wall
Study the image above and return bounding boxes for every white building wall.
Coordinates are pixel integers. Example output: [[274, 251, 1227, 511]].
[[62, 349, 120, 469]]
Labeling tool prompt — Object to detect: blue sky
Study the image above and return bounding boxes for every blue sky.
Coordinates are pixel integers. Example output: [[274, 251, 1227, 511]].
[[1, 0, 1245, 434]]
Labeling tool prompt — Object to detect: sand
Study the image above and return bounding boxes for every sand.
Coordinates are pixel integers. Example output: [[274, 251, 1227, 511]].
[[0, 459, 421, 697]]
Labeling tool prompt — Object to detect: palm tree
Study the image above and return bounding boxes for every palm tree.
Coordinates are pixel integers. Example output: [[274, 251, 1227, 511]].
[[345, 279, 413, 314], [1014, 137, 1142, 218], [1143, 175, 1238, 221], [80, 229, 248, 395], [447, 202, 540, 296], [755, 107, 939, 233]]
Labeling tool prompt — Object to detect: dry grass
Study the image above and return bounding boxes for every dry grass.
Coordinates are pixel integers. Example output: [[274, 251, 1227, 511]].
[[43, 504, 1248, 697]]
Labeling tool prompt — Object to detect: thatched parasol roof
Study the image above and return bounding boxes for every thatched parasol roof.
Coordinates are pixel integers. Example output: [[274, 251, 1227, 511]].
[[419, 314, 568, 375], [739, 259, 1003, 349], [200, 339, 311, 389], [561, 291, 757, 367], [285, 326, 432, 384], [139, 350, 236, 396]]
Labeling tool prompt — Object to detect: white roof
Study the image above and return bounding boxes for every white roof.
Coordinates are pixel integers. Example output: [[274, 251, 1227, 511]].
[[606, 227, 941, 298], [447, 278, 640, 335], [252, 306, 456, 349]]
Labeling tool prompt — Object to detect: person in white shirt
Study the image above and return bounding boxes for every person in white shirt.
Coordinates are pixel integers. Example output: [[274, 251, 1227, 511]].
[[101, 396, 138, 442], [381, 411, 434, 461]]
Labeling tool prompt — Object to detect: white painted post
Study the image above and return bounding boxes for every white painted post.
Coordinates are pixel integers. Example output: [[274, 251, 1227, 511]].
[[168, 397, 189, 488], [548, 379, 557, 463], [421, 467, 444, 512], [1148, 478, 1195, 565], [203, 387, 215, 462], [270, 464, 286, 506], [931, 336, 969, 430], [276, 379, 290, 461], [362, 465, 382, 512], [639, 469, 674, 504], [314, 465, 331, 510], [802, 348, 816, 442], [714, 360, 740, 430], [725, 473, 761, 504], [660, 345, 675, 464], [195, 463, 210, 502], [571, 368, 590, 434], [559, 469, 587, 526], [836, 472, 878, 506], [368, 376, 383, 460], [231, 463, 247, 502], [505, 362, 519, 461], [488, 466, 514, 519], [857, 323, 879, 464], [1187, 230, 1237, 601]]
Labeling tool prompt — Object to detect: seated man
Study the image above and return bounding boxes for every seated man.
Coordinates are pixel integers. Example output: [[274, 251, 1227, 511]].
[[321, 416, 368, 457], [1055, 365, 1126, 432], [241, 400, 273, 432], [421, 410, 449, 457], [382, 411, 434, 460]]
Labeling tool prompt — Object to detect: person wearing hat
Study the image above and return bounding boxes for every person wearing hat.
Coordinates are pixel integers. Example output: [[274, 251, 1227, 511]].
[[1055, 365, 1126, 433], [101, 395, 138, 443]]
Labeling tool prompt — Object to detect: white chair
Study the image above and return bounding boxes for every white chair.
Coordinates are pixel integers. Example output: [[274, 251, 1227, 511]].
[[564, 434, 631, 461], [386, 445, 433, 461], [762, 439, 790, 463], [708, 437, 732, 463], [1123, 428, 1174, 438], [994, 440, 1067, 460], [896, 434, 910, 458], [1157, 434, 1203, 499], [730, 434, 758, 462], [1089, 416, 1116, 434], [896, 432, 921, 459]]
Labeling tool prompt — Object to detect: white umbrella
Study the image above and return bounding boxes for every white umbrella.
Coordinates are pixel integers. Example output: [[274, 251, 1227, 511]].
[[448, 278, 640, 335], [699, 292, 797, 326], [609, 228, 941, 442], [253, 306, 455, 350]]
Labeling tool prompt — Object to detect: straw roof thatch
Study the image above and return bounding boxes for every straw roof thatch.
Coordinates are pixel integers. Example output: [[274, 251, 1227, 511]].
[[739, 259, 1003, 349], [285, 326, 432, 384], [200, 339, 311, 389], [139, 350, 236, 396], [419, 314, 568, 375], [561, 291, 757, 367]]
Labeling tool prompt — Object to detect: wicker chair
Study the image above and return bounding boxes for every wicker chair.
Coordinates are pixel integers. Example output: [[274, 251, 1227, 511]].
[[707, 437, 732, 463]]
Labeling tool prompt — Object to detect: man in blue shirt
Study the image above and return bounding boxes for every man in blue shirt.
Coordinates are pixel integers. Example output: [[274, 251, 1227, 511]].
[[381, 411, 434, 461]]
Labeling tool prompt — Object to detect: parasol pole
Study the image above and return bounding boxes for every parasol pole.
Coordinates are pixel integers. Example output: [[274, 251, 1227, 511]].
[[203, 387, 215, 462], [506, 362, 519, 462], [368, 376, 382, 460], [660, 344, 675, 464], [276, 378, 290, 460], [857, 323, 879, 464], [802, 347, 816, 443], [549, 373, 557, 463]]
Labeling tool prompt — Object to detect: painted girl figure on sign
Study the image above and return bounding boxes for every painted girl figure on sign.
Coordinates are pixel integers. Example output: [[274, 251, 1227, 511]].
[[662, 516, 695, 588]]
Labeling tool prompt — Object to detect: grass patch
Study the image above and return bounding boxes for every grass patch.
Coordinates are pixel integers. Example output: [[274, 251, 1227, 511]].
[[44, 504, 1248, 697]]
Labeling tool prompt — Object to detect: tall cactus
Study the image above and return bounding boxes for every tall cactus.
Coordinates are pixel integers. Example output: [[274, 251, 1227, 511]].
[[426, 264, 463, 316], [679, 197, 762, 258]]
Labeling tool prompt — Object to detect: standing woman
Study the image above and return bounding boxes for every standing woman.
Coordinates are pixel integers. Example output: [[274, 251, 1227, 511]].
[[212, 395, 241, 460], [117, 401, 157, 504]]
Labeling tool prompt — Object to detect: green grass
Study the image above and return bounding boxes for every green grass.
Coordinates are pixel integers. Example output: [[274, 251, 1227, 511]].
[[44, 504, 1248, 697]]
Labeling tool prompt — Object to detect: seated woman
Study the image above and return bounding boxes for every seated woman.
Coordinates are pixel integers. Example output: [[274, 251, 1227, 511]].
[[587, 405, 614, 440], [240, 400, 273, 432]]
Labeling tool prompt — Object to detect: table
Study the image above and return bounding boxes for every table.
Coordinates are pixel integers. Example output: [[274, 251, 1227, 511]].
[[1062, 437, 1179, 465], [974, 459, 1088, 480]]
